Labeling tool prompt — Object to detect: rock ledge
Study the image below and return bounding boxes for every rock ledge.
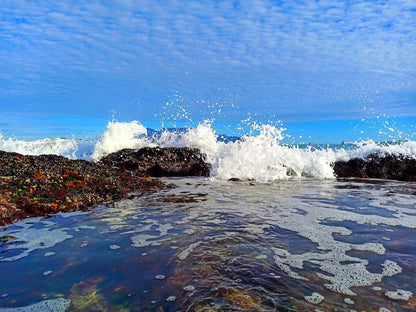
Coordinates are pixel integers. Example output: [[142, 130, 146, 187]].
[[333, 153, 416, 181]]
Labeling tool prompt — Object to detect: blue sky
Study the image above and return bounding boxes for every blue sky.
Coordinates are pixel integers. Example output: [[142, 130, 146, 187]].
[[1, 0, 415, 142]]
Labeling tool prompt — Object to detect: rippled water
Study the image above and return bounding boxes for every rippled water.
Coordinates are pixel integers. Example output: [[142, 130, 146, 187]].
[[1, 178, 416, 311]]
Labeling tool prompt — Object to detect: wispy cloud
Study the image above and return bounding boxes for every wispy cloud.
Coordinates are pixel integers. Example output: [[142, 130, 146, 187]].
[[0, 0, 415, 123]]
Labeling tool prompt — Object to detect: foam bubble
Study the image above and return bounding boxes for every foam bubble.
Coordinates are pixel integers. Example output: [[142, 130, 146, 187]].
[[304, 292, 324, 304], [385, 289, 412, 300], [183, 285, 195, 292], [0, 298, 71, 312], [131, 234, 157, 248], [178, 241, 202, 260], [165, 296, 176, 302], [130, 221, 173, 248]]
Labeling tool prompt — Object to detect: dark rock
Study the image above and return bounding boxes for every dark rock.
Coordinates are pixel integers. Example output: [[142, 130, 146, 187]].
[[333, 153, 416, 181], [228, 178, 242, 182], [99, 147, 210, 177], [0, 150, 167, 226]]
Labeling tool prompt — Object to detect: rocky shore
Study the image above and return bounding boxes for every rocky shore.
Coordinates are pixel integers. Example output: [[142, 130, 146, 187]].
[[0, 151, 165, 226], [0, 147, 210, 226], [1, 148, 415, 226]]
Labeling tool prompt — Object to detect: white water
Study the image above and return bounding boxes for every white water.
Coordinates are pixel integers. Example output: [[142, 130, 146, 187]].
[[0, 134, 81, 159], [91, 121, 155, 161], [1, 121, 416, 181]]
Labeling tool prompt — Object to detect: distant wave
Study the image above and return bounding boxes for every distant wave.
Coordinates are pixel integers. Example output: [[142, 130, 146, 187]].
[[1, 121, 415, 181], [0, 133, 94, 160]]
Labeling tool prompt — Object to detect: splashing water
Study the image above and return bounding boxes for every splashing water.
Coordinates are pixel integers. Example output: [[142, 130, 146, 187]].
[[1, 121, 416, 181], [0, 133, 80, 159], [91, 121, 155, 161]]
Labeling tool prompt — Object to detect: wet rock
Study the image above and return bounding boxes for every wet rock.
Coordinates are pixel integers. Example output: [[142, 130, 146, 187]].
[[99, 147, 210, 177], [69, 280, 108, 312], [228, 178, 242, 182], [0, 150, 166, 226], [333, 154, 416, 182]]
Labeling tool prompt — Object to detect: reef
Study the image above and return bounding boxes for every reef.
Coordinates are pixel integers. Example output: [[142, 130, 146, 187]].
[[333, 153, 416, 181], [0, 150, 167, 226], [99, 147, 210, 177]]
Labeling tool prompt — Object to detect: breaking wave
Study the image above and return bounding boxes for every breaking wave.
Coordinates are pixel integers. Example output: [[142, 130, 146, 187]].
[[1, 121, 415, 181]]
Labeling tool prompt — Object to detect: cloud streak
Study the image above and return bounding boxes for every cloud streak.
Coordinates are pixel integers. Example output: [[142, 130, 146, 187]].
[[0, 0, 415, 124]]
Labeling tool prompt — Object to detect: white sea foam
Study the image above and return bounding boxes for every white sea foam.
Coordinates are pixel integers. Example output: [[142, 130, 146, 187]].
[[91, 121, 154, 161], [130, 220, 174, 248], [169, 123, 414, 181], [178, 241, 202, 260], [170, 123, 338, 181], [304, 292, 325, 304], [0, 221, 73, 262], [0, 134, 80, 159], [2, 121, 416, 180], [0, 298, 71, 312], [156, 179, 416, 297], [183, 285, 195, 292], [385, 289, 412, 300]]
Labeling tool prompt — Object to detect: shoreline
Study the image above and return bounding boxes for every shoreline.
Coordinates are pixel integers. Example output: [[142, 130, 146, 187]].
[[0, 147, 209, 227], [0, 151, 167, 226], [1, 148, 415, 226]]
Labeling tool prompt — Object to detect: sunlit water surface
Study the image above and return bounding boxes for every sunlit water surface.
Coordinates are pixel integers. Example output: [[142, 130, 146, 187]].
[[1, 178, 416, 312]]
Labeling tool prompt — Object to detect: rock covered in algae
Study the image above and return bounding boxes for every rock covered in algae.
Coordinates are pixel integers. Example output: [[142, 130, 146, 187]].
[[69, 282, 107, 312], [0, 150, 166, 226]]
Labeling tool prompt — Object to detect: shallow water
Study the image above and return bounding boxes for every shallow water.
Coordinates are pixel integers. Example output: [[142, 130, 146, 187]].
[[0, 178, 416, 311]]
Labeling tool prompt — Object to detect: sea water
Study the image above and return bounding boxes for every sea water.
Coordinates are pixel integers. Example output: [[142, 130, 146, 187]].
[[0, 121, 416, 311], [0, 178, 416, 311]]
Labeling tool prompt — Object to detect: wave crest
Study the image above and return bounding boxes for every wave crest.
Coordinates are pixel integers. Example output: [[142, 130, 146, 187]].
[[2, 121, 415, 181]]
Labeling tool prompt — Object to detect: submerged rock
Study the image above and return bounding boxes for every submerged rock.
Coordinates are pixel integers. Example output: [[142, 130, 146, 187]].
[[333, 153, 416, 181], [0, 151, 166, 226], [99, 147, 210, 177], [69, 280, 108, 312]]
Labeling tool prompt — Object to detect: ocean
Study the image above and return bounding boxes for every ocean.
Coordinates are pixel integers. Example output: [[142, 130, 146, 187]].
[[0, 121, 416, 311]]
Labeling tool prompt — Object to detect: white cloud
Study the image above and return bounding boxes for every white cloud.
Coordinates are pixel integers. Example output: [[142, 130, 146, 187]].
[[0, 0, 415, 122]]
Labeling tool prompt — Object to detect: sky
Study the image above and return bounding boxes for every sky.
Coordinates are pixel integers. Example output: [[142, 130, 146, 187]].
[[1, 0, 415, 142]]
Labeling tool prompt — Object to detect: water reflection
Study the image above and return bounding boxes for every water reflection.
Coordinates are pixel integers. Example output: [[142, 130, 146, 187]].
[[0, 178, 415, 311]]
